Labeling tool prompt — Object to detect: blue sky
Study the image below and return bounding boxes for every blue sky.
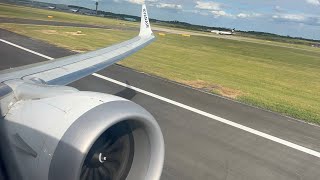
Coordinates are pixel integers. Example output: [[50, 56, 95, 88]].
[[39, 0, 320, 40]]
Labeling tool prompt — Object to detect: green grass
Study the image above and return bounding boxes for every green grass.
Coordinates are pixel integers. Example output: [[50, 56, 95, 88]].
[[236, 32, 319, 45], [0, 24, 136, 51], [1, 3, 319, 53], [0, 3, 137, 28], [1, 23, 319, 124]]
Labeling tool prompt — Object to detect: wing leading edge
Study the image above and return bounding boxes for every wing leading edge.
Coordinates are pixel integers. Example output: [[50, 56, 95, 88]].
[[0, 4, 154, 85]]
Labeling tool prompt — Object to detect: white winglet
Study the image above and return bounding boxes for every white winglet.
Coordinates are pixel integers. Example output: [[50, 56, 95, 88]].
[[139, 4, 153, 37]]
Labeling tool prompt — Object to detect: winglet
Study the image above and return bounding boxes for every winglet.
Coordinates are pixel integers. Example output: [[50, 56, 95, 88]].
[[139, 4, 153, 37]]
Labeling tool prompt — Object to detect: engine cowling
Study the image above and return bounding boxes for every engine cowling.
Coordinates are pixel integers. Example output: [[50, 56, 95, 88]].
[[1, 82, 164, 180]]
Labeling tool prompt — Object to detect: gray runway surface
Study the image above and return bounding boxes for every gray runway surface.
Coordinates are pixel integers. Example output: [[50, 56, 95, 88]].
[[1, 28, 320, 180]]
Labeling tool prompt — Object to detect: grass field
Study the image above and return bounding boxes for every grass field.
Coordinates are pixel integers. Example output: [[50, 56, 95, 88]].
[[1, 3, 319, 54], [0, 3, 137, 28], [1, 23, 319, 124]]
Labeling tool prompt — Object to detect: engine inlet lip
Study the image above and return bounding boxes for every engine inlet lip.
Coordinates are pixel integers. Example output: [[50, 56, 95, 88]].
[[48, 100, 164, 180]]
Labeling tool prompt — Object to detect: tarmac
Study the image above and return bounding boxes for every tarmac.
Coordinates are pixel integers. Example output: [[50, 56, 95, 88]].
[[1, 28, 320, 180]]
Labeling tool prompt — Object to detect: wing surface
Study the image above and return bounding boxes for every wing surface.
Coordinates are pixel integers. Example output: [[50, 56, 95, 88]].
[[0, 4, 154, 85]]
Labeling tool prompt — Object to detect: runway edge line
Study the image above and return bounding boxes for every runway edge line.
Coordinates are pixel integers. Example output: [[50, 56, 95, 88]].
[[1, 38, 320, 158]]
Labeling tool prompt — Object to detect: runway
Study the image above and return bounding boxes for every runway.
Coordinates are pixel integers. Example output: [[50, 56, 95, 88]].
[[1, 28, 320, 180]]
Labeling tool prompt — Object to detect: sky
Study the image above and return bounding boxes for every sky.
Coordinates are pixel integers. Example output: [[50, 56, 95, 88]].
[[38, 0, 320, 40]]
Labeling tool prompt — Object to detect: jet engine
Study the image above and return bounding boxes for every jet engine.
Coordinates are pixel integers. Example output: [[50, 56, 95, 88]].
[[0, 81, 164, 180]]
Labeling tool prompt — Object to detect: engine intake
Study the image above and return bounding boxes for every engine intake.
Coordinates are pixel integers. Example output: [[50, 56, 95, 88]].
[[49, 101, 164, 180], [2, 90, 164, 180]]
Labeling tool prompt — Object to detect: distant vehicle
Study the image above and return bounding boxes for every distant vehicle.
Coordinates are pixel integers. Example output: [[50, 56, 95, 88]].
[[47, 6, 56, 9], [311, 44, 320, 48], [211, 28, 235, 35], [69, 8, 79, 13], [124, 17, 137, 22]]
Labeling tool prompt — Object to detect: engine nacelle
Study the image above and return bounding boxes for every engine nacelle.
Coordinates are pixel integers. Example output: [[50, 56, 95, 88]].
[[1, 83, 164, 180]]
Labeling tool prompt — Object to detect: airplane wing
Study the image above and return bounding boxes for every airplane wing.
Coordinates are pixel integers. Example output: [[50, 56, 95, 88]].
[[0, 4, 154, 86], [0, 4, 164, 180]]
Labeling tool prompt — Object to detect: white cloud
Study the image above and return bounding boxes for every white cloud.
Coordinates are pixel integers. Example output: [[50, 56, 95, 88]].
[[187, 9, 209, 15], [116, 0, 158, 5], [237, 13, 261, 19], [272, 14, 306, 21], [272, 13, 320, 26], [156, 3, 182, 9], [237, 13, 249, 18], [195, 1, 221, 11], [211, 10, 232, 17], [194, 1, 234, 18], [306, 0, 320, 5], [125, 0, 145, 4], [274, 5, 285, 13]]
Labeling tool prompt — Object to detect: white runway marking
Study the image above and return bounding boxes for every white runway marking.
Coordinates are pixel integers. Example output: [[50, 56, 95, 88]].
[[2, 38, 320, 158], [0, 39, 54, 60]]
